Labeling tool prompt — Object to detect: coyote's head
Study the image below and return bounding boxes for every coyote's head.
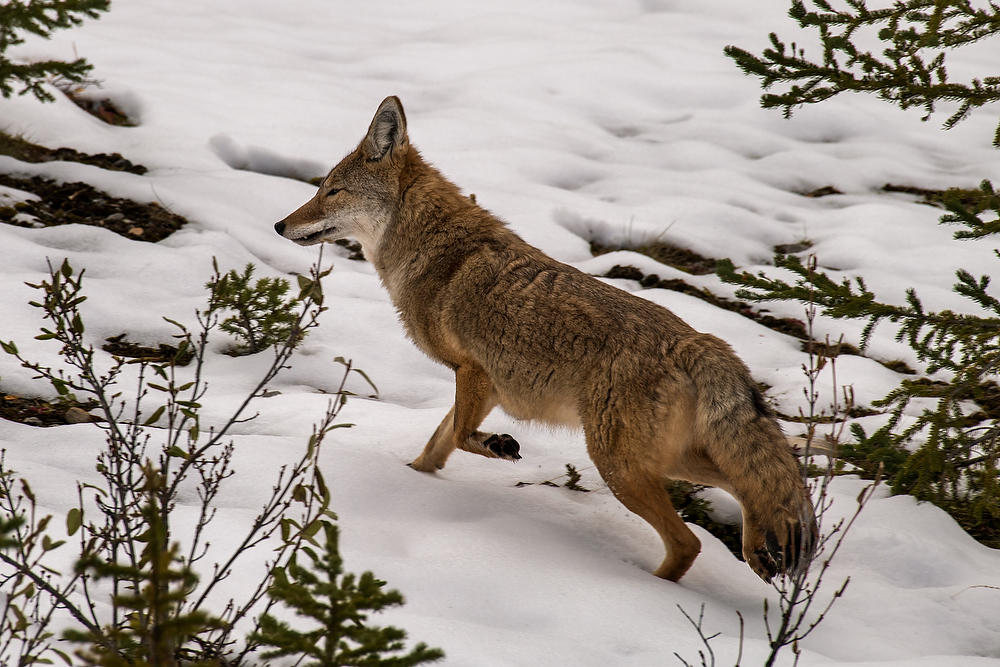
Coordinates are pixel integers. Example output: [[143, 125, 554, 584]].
[[274, 96, 408, 258]]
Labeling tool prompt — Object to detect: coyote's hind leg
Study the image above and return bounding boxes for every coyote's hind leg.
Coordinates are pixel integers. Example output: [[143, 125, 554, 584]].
[[410, 364, 520, 471], [585, 421, 701, 582]]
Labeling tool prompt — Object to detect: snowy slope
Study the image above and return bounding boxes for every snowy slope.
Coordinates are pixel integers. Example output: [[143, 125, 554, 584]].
[[1, 1, 999, 664]]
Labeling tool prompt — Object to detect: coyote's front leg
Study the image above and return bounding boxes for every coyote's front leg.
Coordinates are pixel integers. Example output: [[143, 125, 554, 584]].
[[410, 364, 521, 471]]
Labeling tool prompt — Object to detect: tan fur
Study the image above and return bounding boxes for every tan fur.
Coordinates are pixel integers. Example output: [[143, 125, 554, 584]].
[[276, 96, 817, 582]]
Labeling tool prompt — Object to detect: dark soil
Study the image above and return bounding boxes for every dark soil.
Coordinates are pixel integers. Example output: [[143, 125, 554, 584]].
[[0, 336, 192, 427], [801, 185, 843, 198], [0, 132, 146, 174], [880, 358, 918, 375], [776, 405, 881, 423], [590, 239, 717, 275], [0, 128, 186, 242], [774, 240, 813, 254], [801, 338, 862, 358], [0, 393, 98, 427], [803, 182, 987, 211], [0, 125, 196, 427], [63, 90, 135, 127], [0, 174, 188, 242], [902, 377, 1000, 423], [882, 183, 969, 209], [970, 381, 1000, 421], [102, 334, 195, 366]]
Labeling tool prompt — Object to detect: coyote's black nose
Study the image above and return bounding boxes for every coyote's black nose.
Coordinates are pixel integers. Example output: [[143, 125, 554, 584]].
[[274, 221, 286, 236]]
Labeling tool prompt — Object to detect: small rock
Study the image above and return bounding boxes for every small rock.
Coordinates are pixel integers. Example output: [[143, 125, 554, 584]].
[[127, 226, 144, 236], [22, 417, 43, 426], [65, 407, 94, 424], [105, 212, 125, 223]]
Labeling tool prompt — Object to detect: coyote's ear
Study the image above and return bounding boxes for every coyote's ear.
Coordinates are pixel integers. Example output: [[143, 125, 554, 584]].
[[363, 96, 408, 162]]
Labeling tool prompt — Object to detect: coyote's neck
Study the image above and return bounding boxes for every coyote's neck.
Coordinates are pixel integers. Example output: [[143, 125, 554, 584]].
[[396, 149, 468, 228], [373, 149, 490, 300]]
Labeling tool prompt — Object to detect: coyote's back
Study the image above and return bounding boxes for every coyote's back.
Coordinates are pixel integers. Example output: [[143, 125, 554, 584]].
[[275, 96, 817, 582]]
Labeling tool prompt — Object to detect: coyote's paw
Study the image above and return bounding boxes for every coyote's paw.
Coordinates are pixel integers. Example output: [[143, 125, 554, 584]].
[[408, 457, 444, 473], [745, 516, 817, 583], [484, 433, 521, 461], [746, 535, 782, 583]]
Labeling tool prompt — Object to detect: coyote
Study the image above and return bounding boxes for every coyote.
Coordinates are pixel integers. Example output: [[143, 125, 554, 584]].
[[275, 96, 816, 582]]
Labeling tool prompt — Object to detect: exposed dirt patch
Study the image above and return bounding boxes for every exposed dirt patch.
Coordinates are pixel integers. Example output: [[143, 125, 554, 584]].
[[801, 338, 862, 358], [774, 240, 813, 254], [969, 381, 1000, 421], [0, 392, 99, 427], [102, 334, 195, 366], [902, 377, 1000, 424], [776, 405, 881, 423], [803, 182, 987, 211], [0, 132, 146, 174], [801, 185, 843, 198], [590, 240, 717, 275], [882, 182, 999, 214], [63, 89, 135, 127], [879, 358, 918, 375], [882, 183, 945, 204], [0, 334, 195, 427], [0, 130, 184, 242], [0, 174, 187, 242]]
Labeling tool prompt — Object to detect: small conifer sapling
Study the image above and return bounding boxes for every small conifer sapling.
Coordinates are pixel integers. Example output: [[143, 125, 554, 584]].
[[250, 521, 444, 667]]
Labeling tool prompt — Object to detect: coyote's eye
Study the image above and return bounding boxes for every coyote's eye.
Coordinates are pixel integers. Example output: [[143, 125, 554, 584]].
[[326, 188, 342, 198]]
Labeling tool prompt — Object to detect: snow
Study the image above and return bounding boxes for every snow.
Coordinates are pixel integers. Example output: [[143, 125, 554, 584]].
[[1, 0, 999, 665]]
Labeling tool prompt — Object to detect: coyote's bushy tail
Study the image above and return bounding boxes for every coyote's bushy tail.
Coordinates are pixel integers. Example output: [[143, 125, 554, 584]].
[[678, 334, 818, 580]]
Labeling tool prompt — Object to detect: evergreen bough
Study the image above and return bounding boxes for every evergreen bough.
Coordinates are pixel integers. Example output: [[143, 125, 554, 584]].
[[724, 0, 1000, 145], [718, 253, 1000, 545], [721, 1, 1000, 547], [0, 0, 110, 102], [251, 520, 444, 667]]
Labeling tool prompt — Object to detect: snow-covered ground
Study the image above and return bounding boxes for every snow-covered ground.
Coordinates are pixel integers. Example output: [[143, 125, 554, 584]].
[[2, 1, 999, 664]]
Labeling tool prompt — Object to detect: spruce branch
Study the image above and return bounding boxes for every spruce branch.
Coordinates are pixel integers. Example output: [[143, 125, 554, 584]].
[[0, 0, 110, 102], [719, 249, 1000, 544], [724, 0, 1000, 144]]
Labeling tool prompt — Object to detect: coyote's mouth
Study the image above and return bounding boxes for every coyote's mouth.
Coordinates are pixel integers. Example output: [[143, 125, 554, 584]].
[[294, 227, 333, 245]]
